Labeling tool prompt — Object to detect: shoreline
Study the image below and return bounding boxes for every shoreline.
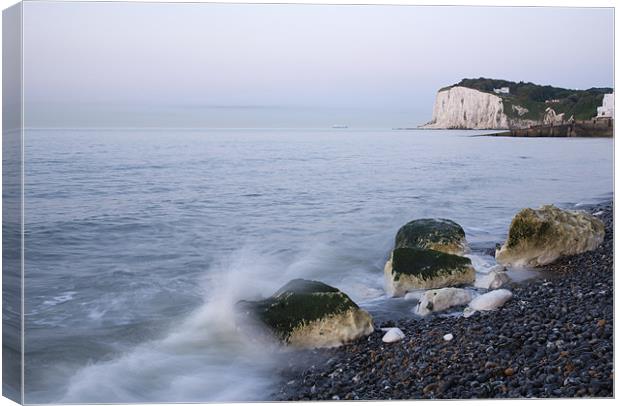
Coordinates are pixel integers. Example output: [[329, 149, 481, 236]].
[[273, 201, 613, 400], [417, 118, 614, 138], [484, 118, 613, 138]]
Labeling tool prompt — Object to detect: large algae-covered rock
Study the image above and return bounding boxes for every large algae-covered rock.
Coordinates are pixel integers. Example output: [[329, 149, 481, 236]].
[[384, 247, 475, 297], [237, 279, 374, 349], [395, 218, 469, 255], [495, 205, 605, 267]]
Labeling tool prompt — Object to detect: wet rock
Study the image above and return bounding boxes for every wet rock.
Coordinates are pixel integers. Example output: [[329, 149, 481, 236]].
[[237, 279, 373, 349], [384, 248, 475, 296], [496, 205, 604, 267], [394, 218, 469, 255], [384, 218, 475, 296]]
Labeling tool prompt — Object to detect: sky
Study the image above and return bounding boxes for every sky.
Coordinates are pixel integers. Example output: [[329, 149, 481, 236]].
[[22, 2, 614, 128]]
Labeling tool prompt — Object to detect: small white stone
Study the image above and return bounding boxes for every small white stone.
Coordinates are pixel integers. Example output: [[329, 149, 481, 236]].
[[468, 289, 513, 312], [382, 327, 405, 343], [443, 333, 454, 341], [415, 287, 472, 317]]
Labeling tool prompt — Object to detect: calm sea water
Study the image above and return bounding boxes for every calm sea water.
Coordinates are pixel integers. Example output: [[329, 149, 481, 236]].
[[23, 128, 612, 402]]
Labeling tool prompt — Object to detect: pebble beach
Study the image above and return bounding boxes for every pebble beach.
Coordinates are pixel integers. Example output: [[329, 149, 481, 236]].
[[275, 201, 613, 400]]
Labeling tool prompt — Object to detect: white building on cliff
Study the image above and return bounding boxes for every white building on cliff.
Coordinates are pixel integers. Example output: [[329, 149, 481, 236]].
[[596, 93, 614, 118]]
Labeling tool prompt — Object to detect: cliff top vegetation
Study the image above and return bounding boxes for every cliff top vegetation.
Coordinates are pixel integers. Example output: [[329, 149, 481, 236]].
[[443, 78, 612, 121]]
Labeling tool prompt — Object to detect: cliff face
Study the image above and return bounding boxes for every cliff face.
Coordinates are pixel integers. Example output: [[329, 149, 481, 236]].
[[423, 86, 531, 129], [422, 78, 612, 130]]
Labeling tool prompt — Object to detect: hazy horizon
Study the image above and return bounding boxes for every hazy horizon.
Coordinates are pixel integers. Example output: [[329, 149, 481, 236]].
[[22, 2, 614, 129]]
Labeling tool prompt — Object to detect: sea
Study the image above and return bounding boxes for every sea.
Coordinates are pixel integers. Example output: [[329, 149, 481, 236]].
[[21, 128, 613, 402]]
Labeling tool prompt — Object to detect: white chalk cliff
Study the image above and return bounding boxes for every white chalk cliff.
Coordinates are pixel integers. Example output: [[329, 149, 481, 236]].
[[423, 86, 509, 129], [422, 86, 535, 130]]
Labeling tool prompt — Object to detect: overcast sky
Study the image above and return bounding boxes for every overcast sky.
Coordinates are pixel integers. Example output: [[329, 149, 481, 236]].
[[22, 2, 614, 128]]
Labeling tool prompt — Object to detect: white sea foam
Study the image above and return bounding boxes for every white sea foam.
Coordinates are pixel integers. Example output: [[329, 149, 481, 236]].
[[62, 249, 288, 402], [466, 253, 496, 274], [42, 291, 76, 306], [61, 243, 385, 402]]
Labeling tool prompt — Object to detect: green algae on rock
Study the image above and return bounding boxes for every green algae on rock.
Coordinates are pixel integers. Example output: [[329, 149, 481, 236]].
[[384, 247, 475, 297], [237, 279, 374, 349], [395, 218, 468, 255], [496, 205, 605, 267]]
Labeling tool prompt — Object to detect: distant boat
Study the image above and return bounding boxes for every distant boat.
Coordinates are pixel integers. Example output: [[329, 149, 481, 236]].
[[332, 124, 348, 129]]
